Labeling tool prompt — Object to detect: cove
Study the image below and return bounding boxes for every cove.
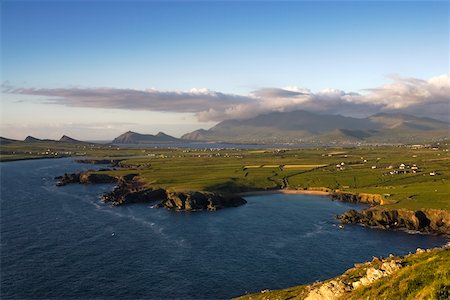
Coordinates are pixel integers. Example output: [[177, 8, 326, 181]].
[[0, 158, 447, 299]]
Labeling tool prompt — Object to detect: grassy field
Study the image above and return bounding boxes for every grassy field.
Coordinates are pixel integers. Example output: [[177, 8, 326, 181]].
[[1, 142, 449, 210]]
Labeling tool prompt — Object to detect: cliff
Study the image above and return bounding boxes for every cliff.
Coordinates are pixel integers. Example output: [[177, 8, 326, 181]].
[[55, 172, 118, 186], [157, 191, 247, 211], [338, 208, 450, 235], [331, 191, 385, 205]]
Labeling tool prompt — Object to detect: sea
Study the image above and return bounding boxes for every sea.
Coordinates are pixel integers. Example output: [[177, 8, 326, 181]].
[[0, 158, 447, 299]]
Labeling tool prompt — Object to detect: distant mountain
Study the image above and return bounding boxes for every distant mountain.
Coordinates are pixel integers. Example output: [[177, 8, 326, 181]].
[[24, 136, 49, 143], [20, 135, 91, 144], [59, 135, 85, 144], [181, 110, 449, 144], [0, 137, 21, 145], [112, 131, 180, 144]]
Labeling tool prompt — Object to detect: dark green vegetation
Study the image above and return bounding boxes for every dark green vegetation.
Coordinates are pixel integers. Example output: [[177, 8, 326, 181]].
[[182, 111, 449, 144], [236, 247, 450, 300]]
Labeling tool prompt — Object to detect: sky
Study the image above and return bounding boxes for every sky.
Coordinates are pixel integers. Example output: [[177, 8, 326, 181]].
[[1, 0, 449, 140]]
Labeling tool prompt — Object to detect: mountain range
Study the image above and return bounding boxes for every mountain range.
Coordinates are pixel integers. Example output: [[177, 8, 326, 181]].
[[0, 135, 89, 145], [1, 111, 448, 145], [181, 110, 449, 144]]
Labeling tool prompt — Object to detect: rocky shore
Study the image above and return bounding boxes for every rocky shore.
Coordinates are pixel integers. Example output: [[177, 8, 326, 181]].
[[56, 171, 246, 211], [55, 172, 118, 186], [331, 191, 385, 205], [338, 208, 450, 235], [237, 245, 450, 300], [157, 191, 247, 211]]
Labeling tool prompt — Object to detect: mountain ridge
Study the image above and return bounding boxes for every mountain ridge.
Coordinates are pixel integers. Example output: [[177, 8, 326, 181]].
[[181, 110, 449, 144]]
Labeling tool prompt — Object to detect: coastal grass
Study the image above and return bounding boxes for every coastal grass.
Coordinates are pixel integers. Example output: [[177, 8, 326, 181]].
[[347, 248, 450, 300]]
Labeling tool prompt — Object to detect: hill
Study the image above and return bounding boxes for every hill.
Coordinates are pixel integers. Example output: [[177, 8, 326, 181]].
[[182, 111, 449, 144], [59, 135, 85, 144], [0, 137, 21, 145], [112, 131, 179, 144]]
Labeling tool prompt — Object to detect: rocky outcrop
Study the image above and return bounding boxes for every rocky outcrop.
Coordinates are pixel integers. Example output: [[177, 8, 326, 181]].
[[157, 191, 247, 211], [331, 191, 385, 205], [55, 172, 118, 186], [75, 159, 122, 166], [351, 259, 402, 289], [102, 187, 167, 206], [304, 256, 402, 300], [56, 171, 246, 211], [338, 208, 450, 235]]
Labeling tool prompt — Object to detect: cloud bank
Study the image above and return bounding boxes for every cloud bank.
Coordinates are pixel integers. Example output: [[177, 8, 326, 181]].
[[4, 75, 450, 122]]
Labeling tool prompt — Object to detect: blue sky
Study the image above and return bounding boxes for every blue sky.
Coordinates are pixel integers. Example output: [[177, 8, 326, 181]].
[[1, 1, 449, 139]]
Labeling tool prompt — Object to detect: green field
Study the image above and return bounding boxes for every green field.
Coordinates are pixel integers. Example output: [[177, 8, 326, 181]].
[[1, 142, 449, 210]]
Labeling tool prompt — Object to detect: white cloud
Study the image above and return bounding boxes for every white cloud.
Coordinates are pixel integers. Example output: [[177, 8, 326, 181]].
[[4, 74, 449, 122]]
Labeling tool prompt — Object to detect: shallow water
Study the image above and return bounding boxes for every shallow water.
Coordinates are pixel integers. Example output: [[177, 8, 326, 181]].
[[1, 158, 447, 299]]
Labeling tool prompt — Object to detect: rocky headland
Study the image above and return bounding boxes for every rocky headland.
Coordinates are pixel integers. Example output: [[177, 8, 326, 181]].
[[55, 171, 118, 186], [56, 171, 246, 211], [338, 208, 450, 235], [157, 191, 247, 211]]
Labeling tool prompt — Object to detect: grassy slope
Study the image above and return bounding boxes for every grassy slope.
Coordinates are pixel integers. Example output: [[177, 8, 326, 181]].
[[236, 247, 450, 300]]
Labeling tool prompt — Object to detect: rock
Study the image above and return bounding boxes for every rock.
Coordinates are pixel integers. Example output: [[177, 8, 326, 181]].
[[79, 173, 117, 184], [331, 192, 384, 205], [337, 208, 450, 235], [352, 259, 402, 289], [157, 191, 247, 211], [56, 171, 117, 186], [103, 187, 167, 206], [55, 173, 81, 186], [56, 171, 247, 211], [305, 280, 350, 300]]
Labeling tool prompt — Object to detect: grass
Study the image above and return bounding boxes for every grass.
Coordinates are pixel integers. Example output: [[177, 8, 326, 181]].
[[346, 248, 450, 300]]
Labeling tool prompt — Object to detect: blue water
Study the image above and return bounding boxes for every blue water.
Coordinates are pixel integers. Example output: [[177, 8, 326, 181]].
[[0, 158, 447, 299]]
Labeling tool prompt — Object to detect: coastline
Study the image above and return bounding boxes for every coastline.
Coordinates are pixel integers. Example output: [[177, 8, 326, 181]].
[[238, 188, 331, 197]]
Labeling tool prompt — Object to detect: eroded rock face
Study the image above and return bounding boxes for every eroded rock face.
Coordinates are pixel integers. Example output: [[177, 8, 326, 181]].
[[352, 260, 402, 289], [331, 192, 384, 205], [157, 191, 247, 211], [305, 280, 350, 300], [338, 208, 450, 235]]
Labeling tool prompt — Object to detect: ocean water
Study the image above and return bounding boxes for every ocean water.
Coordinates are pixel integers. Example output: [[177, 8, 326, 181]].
[[0, 158, 447, 299]]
